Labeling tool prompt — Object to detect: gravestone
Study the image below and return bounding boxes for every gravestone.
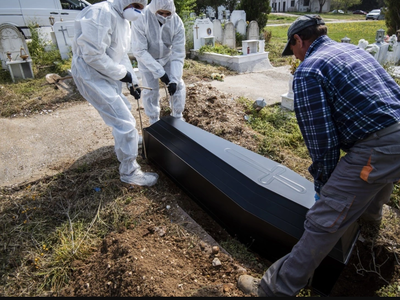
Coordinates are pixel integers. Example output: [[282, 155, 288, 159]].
[[53, 21, 75, 60], [365, 43, 380, 60], [358, 37, 400, 66], [386, 35, 400, 65], [213, 19, 223, 43], [217, 5, 226, 20], [225, 10, 231, 21], [247, 20, 260, 40], [193, 18, 215, 50], [0, 24, 34, 81], [236, 19, 247, 36], [376, 43, 390, 65], [222, 22, 236, 49], [0, 24, 30, 69], [206, 6, 216, 19], [230, 10, 246, 27]]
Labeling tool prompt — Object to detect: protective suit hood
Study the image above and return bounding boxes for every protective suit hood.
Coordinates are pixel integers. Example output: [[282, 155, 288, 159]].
[[108, 0, 148, 16], [148, 0, 176, 15]]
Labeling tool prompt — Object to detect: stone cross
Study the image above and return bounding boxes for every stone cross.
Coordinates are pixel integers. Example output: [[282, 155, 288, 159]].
[[58, 26, 68, 45], [53, 21, 75, 60]]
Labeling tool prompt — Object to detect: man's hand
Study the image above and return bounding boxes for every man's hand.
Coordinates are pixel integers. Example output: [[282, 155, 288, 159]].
[[160, 73, 170, 85], [120, 71, 133, 83], [167, 83, 177, 96], [130, 84, 141, 100]]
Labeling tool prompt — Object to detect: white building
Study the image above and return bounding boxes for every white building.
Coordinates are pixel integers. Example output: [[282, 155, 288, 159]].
[[271, 0, 331, 13]]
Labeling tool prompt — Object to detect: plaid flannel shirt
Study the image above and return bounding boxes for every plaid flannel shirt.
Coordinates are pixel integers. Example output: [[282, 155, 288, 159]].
[[293, 35, 400, 194]]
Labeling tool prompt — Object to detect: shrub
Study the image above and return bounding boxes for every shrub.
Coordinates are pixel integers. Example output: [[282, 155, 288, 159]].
[[198, 43, 242, 56]]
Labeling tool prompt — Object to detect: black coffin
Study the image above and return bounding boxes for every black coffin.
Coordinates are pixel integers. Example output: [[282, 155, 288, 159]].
[[143, 116, 359, 296]]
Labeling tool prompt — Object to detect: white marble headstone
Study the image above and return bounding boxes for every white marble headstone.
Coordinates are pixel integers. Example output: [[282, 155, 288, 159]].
[[213, 19, 223, 43], [230, 10, 246, 26], [217, 5, 226, 20], [193, 18, 214, 50], [53, 21, 75, 60], [0, 24, 29, 69], [223, 22, 236, 49], [206, 6, 216, 19], [236, 19, 247, 36], [247, 21, 260, 40]]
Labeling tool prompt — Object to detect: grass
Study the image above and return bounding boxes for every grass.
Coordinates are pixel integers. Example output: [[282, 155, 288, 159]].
[[267, 20, 387, 45], [267, 12, 373, 25], [1, 154, 135, 295], [265, 18, 388, 67]]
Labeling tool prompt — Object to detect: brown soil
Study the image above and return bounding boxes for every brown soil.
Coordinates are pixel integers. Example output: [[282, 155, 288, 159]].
[[2, 69, 400, 297]]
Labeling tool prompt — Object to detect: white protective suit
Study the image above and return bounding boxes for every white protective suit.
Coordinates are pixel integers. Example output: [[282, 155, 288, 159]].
[[131, 0, 186, 125], [71, 0, 158, 186]]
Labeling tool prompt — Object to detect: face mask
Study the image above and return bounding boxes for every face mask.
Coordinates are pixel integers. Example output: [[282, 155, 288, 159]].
[[123, 7, 143, 22], [156, 14, 172, 25]]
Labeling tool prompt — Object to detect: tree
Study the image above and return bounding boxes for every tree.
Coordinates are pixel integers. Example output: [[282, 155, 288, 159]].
[[195, 0, 226, 15], [237, 0, 271, 33], [225, 0, 240, 12], [174, 0, 197, 17], [318, 0, 328, 13], [384, 0, 400, 36], [334, 0, 362, 12], [348, 0, 385, 11]]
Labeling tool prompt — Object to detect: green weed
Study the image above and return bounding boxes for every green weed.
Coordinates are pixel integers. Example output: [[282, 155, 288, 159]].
[[199, 43, 242, 56]]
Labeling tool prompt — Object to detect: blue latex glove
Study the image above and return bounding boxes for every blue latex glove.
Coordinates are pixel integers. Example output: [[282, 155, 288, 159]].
[[314, 193, 320, 201]]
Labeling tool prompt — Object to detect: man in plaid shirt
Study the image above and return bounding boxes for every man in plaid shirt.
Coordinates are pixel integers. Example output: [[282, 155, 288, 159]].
[[238, 15, 400, 297]]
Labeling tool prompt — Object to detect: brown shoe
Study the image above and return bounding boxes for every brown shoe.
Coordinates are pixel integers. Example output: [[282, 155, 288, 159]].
[[238, 275, 267, 297]]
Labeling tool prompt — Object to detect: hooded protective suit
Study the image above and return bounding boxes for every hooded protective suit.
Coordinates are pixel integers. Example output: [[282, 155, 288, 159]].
[[71, 0, 158, 186], [131, 0, 186, 124]]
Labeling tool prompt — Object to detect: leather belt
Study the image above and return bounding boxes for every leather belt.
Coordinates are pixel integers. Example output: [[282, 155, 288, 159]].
[[362, 122, 400, 142]]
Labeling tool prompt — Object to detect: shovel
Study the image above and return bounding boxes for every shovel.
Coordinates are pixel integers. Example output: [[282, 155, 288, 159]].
[[45, 73, 73, 84], [127, 83, 152, 160]]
